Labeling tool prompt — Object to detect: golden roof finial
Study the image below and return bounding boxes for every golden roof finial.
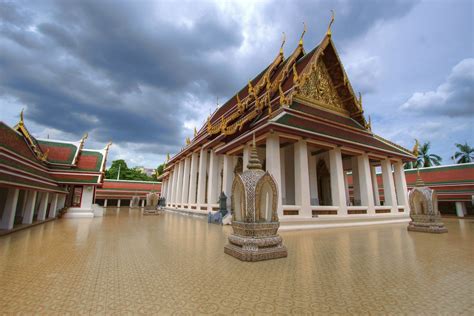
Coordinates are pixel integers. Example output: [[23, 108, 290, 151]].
[[194, 127, 198, 137], [299, 22, 307, 46], [280, 32, 286, 55], [105, 141, 112, 151], [248, 80, 254, 95], [327, 10, 335, 37], [186, 137, 191, 145], [412, 139, 420, 157], [166, 153, 170, 162], [358, 92, 362, 107], [367, 115, 372, 131], [19, 108, 24, 126]]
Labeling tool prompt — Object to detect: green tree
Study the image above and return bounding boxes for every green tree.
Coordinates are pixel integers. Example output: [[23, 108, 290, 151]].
[[105, 160, 154, 181], [415, 142, 442, 167], [155, 163, 166, 178], [452, 142, 473, 164], [106, 159, 128, 179]]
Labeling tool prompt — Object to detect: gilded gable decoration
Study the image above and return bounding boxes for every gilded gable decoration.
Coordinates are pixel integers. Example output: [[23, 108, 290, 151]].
[[297, 59, 345, 113]]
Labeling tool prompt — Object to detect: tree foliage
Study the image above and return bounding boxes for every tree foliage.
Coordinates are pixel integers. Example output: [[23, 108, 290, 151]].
[[155, 163, 166, 178], [105, 159, 154, 181], [452, 142, 473, 164], [404, 141, 442, 169]]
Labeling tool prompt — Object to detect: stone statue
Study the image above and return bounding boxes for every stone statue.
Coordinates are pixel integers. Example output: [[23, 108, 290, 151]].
[[224, 136, 287, 261], [407, 171, 447, 233], [144, 191, 162, 215]]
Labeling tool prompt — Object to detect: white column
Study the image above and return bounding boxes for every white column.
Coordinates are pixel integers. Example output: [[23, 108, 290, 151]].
[[1, 188, 20, 230], [37, 192, 49, 221], [207, 150, 220, 208], [393, 161, 409, 212], [188, 152, 199, 205], [266, 134, 283, 217], [48, 193, 58, 218], [197, 148, 208, 207], [166, 174, 173, 205], [381, 159, 397, 213], [344, 172, 350, 205], [176, 160, 185, 206], [117, 199, 121, 207], [22, 191, 38, 225], [294, 139, 311, 217], [58, 194, 66, 209], [161, 180, 167, 199], [181, 156, 191, 206], [243, 144, 250, 171], [371, 166, 381, 206], [308, 153, 318, 206], [351, 157, 361, 205], [455, 202, 467, 218], [222, 155, 235, 210], [104, 199, 108, 207], [170, 167, 178, 205], [329, 148, 347, 215], [357, 154, 375, 214], [141, 199, 145, 208], [280, 148, 286, 204]]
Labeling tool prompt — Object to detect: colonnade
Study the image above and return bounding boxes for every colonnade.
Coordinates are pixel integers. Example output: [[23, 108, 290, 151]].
[[0, 188, 66, 231], [162, 133, 409, 218]]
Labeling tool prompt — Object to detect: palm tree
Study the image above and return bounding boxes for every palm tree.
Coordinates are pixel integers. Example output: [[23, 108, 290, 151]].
[[452, 142, 474, 164], [415, 142, 442, 167]]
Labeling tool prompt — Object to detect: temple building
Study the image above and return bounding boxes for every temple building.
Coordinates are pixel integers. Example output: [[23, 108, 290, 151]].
[[160, 24, 416, 223], [0, 113, 111, 233], [95, 179, 161, 208]]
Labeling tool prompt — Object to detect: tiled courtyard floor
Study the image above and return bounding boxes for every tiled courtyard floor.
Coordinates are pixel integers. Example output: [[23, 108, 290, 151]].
[[0, 208, 473, 315]]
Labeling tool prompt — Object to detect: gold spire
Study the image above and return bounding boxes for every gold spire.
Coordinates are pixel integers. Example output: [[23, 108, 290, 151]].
[[299, 22, 307, 46], [236, 93, 244, 113], [185, 137, 191, 145], [248, 80, 255, 95], [367, 115, 372, 131], [412, 139, 420, 157], [247, 133, 262, 170], [194, 127, 197, 137], [166, 153, 170, 162], [358, 92, 362, 107], [327, 10, 335, 37], [19, 109, 24, 127], [280, 32, 286, 56]]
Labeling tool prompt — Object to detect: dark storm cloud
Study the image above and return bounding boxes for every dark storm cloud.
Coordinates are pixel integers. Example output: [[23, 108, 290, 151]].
[[0, 0, 418, 157]]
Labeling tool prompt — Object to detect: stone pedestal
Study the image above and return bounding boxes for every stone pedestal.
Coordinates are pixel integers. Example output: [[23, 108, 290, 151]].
[[407, 177, 447, 234], [224, 222, 287, 261]]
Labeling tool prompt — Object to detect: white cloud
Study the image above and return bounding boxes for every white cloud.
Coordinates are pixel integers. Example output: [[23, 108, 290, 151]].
[[400, 58, 474, 116]]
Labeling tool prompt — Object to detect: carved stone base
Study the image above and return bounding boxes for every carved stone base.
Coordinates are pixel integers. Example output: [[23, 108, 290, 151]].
[[407, 221, 447, 233], [143, 207, 162, 215], [407, 214, 447, 233], [224, 242, 288, 262]]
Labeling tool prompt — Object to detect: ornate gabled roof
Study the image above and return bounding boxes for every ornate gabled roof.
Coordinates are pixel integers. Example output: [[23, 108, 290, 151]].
[[167, 22, 415, 165], [1, 113, 112, 189]]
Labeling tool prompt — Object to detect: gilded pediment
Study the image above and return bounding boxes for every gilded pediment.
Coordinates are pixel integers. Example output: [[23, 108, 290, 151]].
[[297, 59, 346, 114]]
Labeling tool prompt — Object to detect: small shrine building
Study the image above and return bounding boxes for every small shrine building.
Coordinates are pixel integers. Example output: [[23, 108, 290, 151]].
[[161, 25, 415, 221], [0, 113, 111, 232]]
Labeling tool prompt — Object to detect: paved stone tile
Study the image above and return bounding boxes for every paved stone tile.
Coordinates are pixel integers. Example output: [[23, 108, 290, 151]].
[[0, 209, 473, 314]]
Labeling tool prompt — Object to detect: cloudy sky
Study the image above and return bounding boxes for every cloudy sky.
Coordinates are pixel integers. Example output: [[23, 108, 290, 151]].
[[1, 0, 473, 168]]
